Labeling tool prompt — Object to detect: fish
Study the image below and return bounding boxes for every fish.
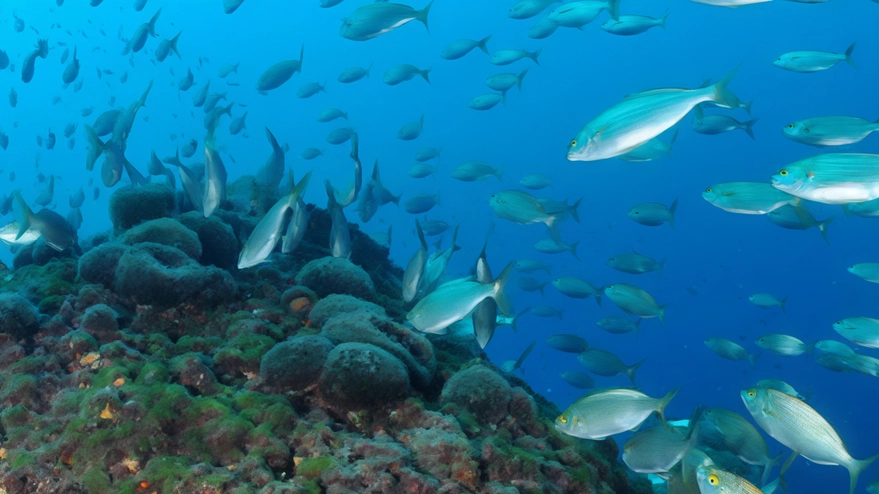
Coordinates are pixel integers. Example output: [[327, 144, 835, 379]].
[[696, 466, 764, 494], [529, 304, 564, 319], [224, 0, 245, 14], [13, 191, 77, 251], [164, 149, 203, 211], [318, 108, 349, 122], [62, 46, 79, 84], [545, 334, 588, 353], [560, 371, 595, 389], [281, 196, 310, 255], [704, 338, 759, 366], [548, 0, 621, 28], [485, 69, 529, 94], [69, 187, 85, 209], [601, 12, 668, 36], [771, 153, 879, 205], [402, 220, 430, 302], [301, 148, 323, 160], [34, 175, 55, 207], [533, 237, 579, 259], [538, 197, 582, 223], [579, 348, 643, 386], [238, 172, 312, 269], [256, 128, 285, 191], [203, 92, 228, 113], [520, 174, 551, 189], [469, 93, 505, 111], [326, 127, 356, 145], [766, 204, 834, 244], [596, 317, 640, 336], [452, 162, 504, 182], [773, 43, 856, 73], [0, 49, 9, 69], [179, 68, 196, 91], [692, 0, 771, 6], [782, 116, 879, 147], [606, 252, 664, 275], [155, 32, 182, 62], [489, 49, 541, 66], [749, 293, 786, 312], [203, 143, 227, 218], [134, 0, 148, 11], [398, 115, 424, 140], [489, 190, 565, 230], [408, 163, 439, 179], [441, 36, 492, 60], [843, 198, 879, 218], [368, 225, 392, 247], [692, 106, 758, 139], [256, 44, 304, 91], [340, 2, 432, 41], [555, 388, 678, 440], [516, 259, 552, 275], [815, 353, 852, 373], [383, 64, 431, 85], [9, 87, 17, 107], [552, 277, 602, 306], [0, 220, 40, 247], [470, 245, 498, 349], [122, 9, 161, 55], [627, 200, 677, 227], [623, 421, 698, 474], [414, 146, 442, 162], [756, 379, 807, 400], [517, 277, 547, 295], [181, 139, 198, 159], [404, 193, 440, 214], [509, 0, 560, 19], [703, 182, 798, 214], [406, 261, 515, 334], [93, 109, 121, 137], [814, 340, 855, 358], [741, 387, 879, 494], [337, 64, 372, 83], [501, 340, 536, 373], [229, 112, 247, 135], [325, 180, 351, 258], [833, 317, 879, 349], [604, 284, 666, 323], [755, 334, 811, 356], [46, 133, 56, 150], [528, 17, 560, 39], [218, 62, 240, 78], [297, 82, 326, 99], [21, 39, 49, 84], [567, 69, 739, 161]]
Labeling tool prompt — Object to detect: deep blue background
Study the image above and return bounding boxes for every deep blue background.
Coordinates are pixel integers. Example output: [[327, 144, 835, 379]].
[[1, 0, 878, 492]]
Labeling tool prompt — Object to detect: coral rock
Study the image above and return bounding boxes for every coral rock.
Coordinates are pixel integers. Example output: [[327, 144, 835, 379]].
[[119, 217, 203, 260], [78, 243, 128, 287], [296, 257, 375, 301], [108, 183, 176, 232], [307, 294, 386, 329], [177, 211, 240, 269], [260, 335, 335, 393], [318, 342, 410, 409], [78, 304, 120, 344], [440, 365, 513, 425], [0, 293, 40, 340]]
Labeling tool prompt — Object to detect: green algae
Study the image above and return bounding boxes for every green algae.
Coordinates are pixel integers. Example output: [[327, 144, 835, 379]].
[[296, 456, 336, 480]]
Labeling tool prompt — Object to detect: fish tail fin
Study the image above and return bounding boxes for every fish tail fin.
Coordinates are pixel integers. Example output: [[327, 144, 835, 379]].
[[170, 31, 182, 58], [421, 68, 431, 84], [233, 61, 240, 73], [538, 283, 546, 296], [148, 8, 162, 36], [744, 118, 759, 140], [658, 304, 667, 325], [634, 318, 641, 337], [289, 171, 312, 208], [818, 215, 835, 245], [366, 62, 372, 78], [556, 308, 564, 321], [417, 1, 433, 33], [847, 454, 878, 494], [492, 261, 516, 317], [265, 127, 282, 153], [659, 9, 669, 30], [530, 48, 542, 65], [12, 191, 36, 240], [495, 163, 505, 182], [667, 198, 678, 229], [606, 0, 621, 20], [711, 66, 740, 109], [743, 98, 754, 115], [762, 452, 786, 487], [569, 240, 580, 261], [845, 42, 857, 69], [656, 387, 680, 427], [594, 292, 602, 308], [512, 309, 527, 333], [517, 68, 528, 90], [667, 128, 679, 156], [477, 34, 492, 55], [626, 358, 645, 387], [748, 352, 762, 368], [841, 203, 853, 218], [569, 197, 583, 223], [780, 296, 787, 314]]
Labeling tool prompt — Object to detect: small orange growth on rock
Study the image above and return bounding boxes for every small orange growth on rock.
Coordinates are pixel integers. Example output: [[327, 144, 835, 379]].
[[135, 481, 150, 493], [99, 403, 115, 420], [0, 448, 6, 459], [226, 464, 236, 471], [289, 297, 311, 312], [80, 352, 100, 365], [113, 378, 126, 387], [60, 453, 73, 466], [292, 457, 303, 467], [122, 458, 139, 473]]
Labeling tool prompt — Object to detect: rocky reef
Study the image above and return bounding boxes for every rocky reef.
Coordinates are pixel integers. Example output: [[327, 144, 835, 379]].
[[0, 183, 650, 494]]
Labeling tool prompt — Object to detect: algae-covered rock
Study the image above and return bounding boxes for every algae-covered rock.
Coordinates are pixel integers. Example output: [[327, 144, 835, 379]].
[[119, 218, 203, 260], [440, 364, 513, 425], [260, 335, 334, 393], [77, 242, 127, 287], [114, 243, 236, 308], [78, 303, 120, 343], [318, 342, 410, 409], [320, 309, 436, 389], [0, 293, 39, 340], [177, 211, 240, 269], [296, 257, 375, 300], [307, 294, 386, 329], [108, 183, 176, 232]]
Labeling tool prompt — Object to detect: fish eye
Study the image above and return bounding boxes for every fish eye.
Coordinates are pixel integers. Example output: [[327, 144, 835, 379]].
[[705, 187, 712, 192], [786, 124, 794, 128], [708, 474, 719, 485], [558, 415, 567, 423], [570, 139, 577, 147], [747, 390, 756, 397], [779, 170, 788, 176]]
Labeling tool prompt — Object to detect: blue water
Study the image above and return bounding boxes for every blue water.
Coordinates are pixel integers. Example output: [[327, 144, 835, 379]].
[[2, 0, 878, 492]]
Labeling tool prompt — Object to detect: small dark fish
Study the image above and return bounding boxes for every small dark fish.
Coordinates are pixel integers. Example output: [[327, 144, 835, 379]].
[[0, 49, 9, 70], [93, 187, 100, 200], [8, 88, 17, 107], [46, 132, 56, 150]]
